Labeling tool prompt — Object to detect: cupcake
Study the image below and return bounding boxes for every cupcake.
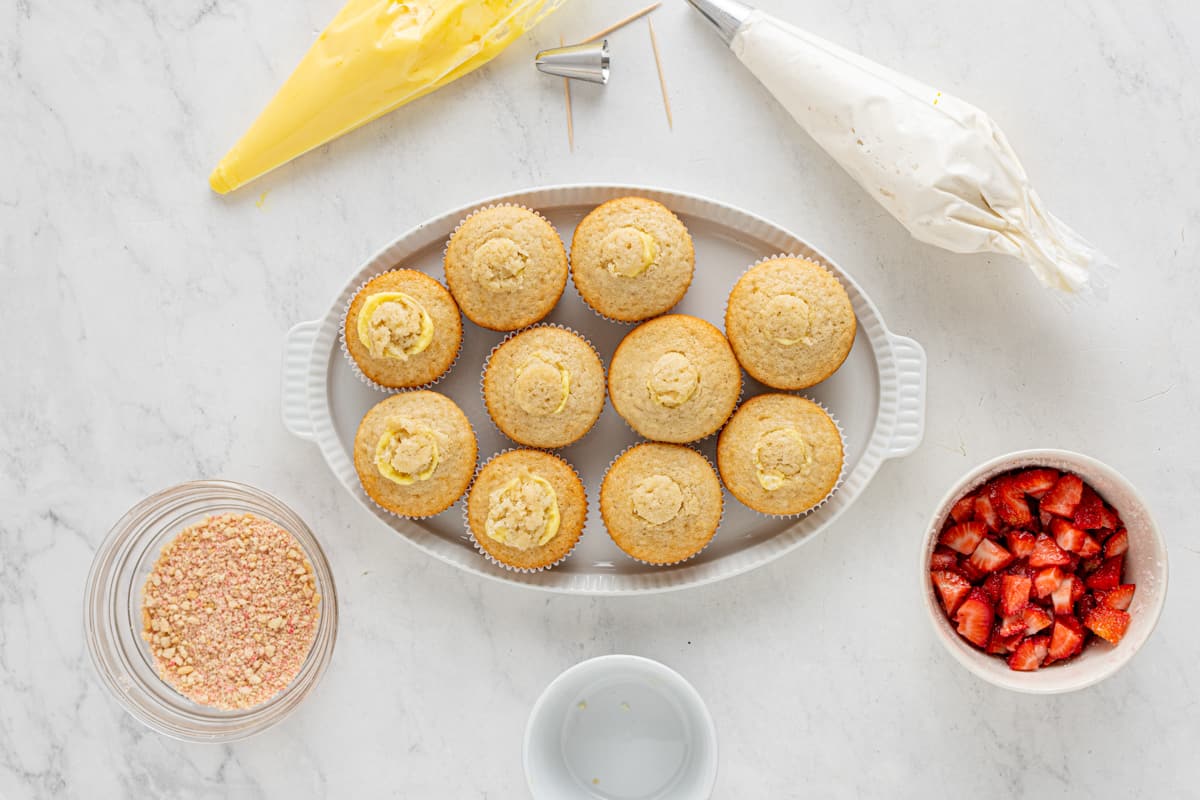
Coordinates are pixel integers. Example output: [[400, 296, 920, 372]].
[[444, 205, 568, 331], [343, 270, 462, 389], [570, 197, 694, 322], [716, 394, 844, 516], [353, 391, 477, 517], [607, 315, 741, 444], [600, 443, 723, 565], [483, 326, 605, 449], [724, 256, 856, 390], [466, 449, 586, 571]]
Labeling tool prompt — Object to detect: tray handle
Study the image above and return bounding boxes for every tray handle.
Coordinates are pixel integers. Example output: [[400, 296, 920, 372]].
[[884, 333, 927, 459], [282, 320, 320, 442]]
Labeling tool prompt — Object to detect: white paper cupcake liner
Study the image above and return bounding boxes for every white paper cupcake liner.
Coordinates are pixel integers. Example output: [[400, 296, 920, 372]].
[[442, 203, 568, 332], [599, 441, 725, 567], [462, 448, 586, 574], [478, 323, 607, 450], [338, 269, 464, 394]]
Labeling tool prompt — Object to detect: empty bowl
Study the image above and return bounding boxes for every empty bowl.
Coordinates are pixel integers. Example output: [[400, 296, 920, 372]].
[[524, 655, 718, 799]]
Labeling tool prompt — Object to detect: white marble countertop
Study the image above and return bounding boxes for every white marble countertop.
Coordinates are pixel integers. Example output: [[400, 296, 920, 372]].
[[4, 0, 1200, 796]]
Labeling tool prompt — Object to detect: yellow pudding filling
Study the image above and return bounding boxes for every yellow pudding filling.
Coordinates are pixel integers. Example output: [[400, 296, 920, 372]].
[[630, 474, 685, 526], [472, 236, 529, 290], [647, 351, 699, 408], [375, 418, 440, 485], [753, 427, 812, 491], [357, 292, 434, 360], [485, 470, 560, 551], [513, 351, 570, 416], [600, 226, 659, 278], [763, 293, 812, 346]]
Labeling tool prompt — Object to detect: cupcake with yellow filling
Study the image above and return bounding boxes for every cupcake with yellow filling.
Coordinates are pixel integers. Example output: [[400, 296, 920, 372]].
[[570, 197, 695, 322], [353, 391, 477, 517], [482, 326, 605, 449], [444, 205, 568, 331], [600, 443, 723, 565], [724, 256, 856, 390], [343, 270, 462, 390], [716, 394, 844, 517], [466, 449, 586, 571], [607, 315, 741, 444]]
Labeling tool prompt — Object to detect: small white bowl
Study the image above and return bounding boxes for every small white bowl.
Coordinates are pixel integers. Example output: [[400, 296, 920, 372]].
[[921, 449, 1168, 693], [524, 655, 718, 799]]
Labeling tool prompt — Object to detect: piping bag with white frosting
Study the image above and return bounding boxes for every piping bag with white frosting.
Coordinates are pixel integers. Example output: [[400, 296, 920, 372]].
[[686, 0, 1112, 294]]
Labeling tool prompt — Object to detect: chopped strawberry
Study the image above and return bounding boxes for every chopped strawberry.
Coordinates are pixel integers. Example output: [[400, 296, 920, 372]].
[[1079, 555, 1103, 575], [1000, 574, 1032, 616], [1038, 509, 1053, 530], [930, 545, 958, 571], [1009, 468, 1060, 499], [1022, 605, 1053, 635], [988, 479, 1033, 527], [1071, 574, 1086, 604], [1077, 534, 1102, 559], [939, 521, 987, 555], [1085, 556, 1124, 591], [1052, 576, 1076, 616], [968, 539, 1015, 575], [931, 570, 971, 615], [973, 494, 1002, 532], [1045, 616, 1085, 665], [1084, 605, 1131, 645], [955, 590, 996, 648], [998, 613, 1027, 638], [1034, 566, 1065, 598], [1097, 505, 1122, 531], [1008, 635, 1050, 671], [950, 493, 978, 523], [1076, 593, 1097, 621], [986, 627, 1022, 655], [981, 572, 1004, 604], [1100, 584, 1136, 611], [1072, 487, 1106, 529], [1006, 531, 1036, 559], [1040, 473, 1083, 518], [957, 557, 988, 584], [1105, 529, 1129, 559], [1028, 534, 1071, 568]]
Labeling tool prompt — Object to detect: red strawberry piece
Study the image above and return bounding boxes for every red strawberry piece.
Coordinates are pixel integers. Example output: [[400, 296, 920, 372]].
[[1008, 635, 1050, 671], [1029, 534, 1071, 568], [1034, 566, 1065, 598], [1006, 531, 1036, 559], [1009, 468, 1060, 499], [1105, 529, 1129, 559], [1071, 574, 1086, 604], [981, 572, 1004, 604], [1076, 593, 1098, 621], [1072, 487, 1106, 529], [973, 494, 1002, 532], [1045, 615, 1085, 665], [1050, 518, 1087, 553], [1022, 605, 1053, 635], [985, 627, 1021, 655], [998, 613, 1027, 638], [1097, 505, 1122, 531], [957, 556, 987, 584], [1038, 509, 1053, 530], [968, 539, 1015, 575], [1084, 605, 1131, 645], [1040, 473, 1083, 518], [931, 570, 972, 615], [1079, 555, 1103, 576], [1000, 573, 1032, 616], [1100, 584, 1136, 611], [939, 521, 987, 555], [930, 546, 959, 571], [1077, 534, 1101, 559], [988, 479, 1033, 527], [955, 589, 996, 648], [1085, 556, 1124, 591], [950, 493, 977, 524], [1052, 576, 1076, 616]]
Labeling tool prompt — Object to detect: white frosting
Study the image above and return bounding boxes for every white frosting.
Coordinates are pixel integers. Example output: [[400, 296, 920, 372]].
[[732, 11, 1108, 293]]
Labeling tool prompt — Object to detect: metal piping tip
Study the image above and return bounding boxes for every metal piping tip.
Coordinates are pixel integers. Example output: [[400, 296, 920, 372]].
[[685, 0, 755, 46], [535, 40, 611, 85]]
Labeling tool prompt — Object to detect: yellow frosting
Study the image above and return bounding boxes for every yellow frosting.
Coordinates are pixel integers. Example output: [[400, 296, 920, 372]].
[[209, 0, 566, 194], [600, 227, 659, 278], [764, 293, 812, 346], [357, 292, 434, 359], [647, 351, 699, 408], [485, 470, 560, 550], [513, 351, 570, 416], [753, 427, 812, 491], [375, 418, 440, 485], [630, 475, 685, 526]]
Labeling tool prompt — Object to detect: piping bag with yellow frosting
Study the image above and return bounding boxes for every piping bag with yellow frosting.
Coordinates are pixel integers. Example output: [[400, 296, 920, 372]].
[[687, 0, 1112, 295], [210, 0, 569, 194]]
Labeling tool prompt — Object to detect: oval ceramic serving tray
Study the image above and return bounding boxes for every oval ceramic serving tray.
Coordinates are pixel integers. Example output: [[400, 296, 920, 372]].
[[282, 184, 926, 594]]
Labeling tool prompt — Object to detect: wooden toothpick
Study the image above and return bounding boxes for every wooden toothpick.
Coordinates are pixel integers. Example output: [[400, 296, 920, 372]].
[[581, 2, 661, 44], [648, 19, 673, 130]]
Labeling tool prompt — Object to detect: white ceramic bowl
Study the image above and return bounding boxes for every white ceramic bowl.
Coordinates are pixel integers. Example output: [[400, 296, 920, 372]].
[[921, 450, 1168, 693], [524, 655, 718, 799]]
